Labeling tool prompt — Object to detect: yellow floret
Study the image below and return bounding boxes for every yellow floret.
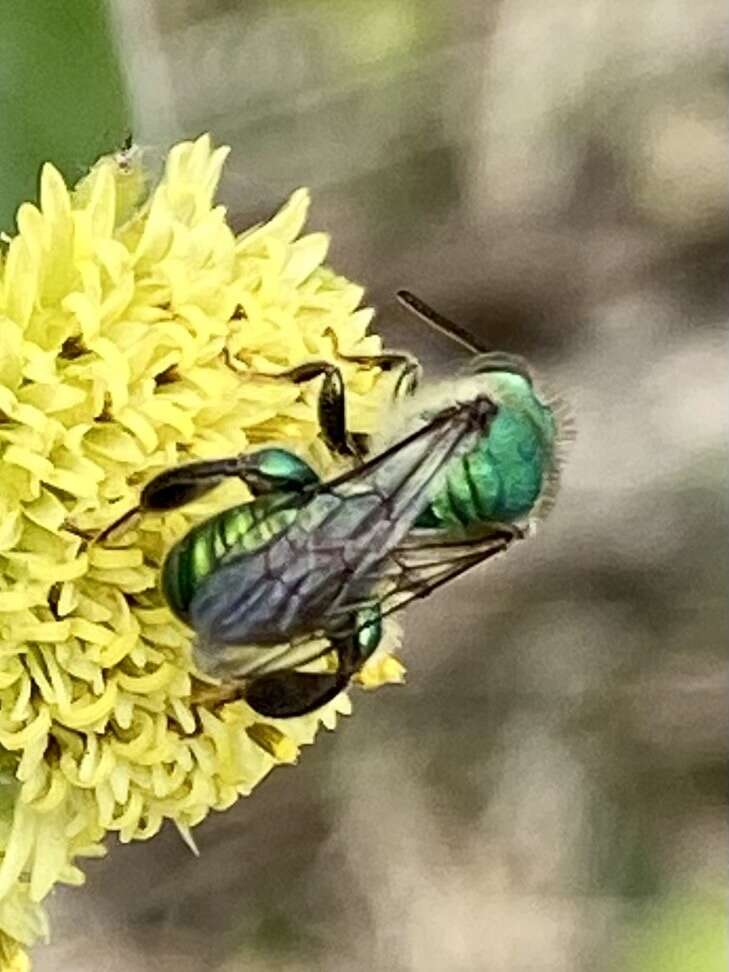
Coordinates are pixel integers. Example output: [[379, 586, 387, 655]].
[[0, 135, 406, 967]]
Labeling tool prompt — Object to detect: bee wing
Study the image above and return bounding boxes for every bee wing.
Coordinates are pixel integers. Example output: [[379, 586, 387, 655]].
[[190, 397, 497, 651], [382, 527, 521, 616], [193, 631, 336, 680], [196, 528, 520, 682], [393, 525, 523, 570], [333, 526, 522, 625]]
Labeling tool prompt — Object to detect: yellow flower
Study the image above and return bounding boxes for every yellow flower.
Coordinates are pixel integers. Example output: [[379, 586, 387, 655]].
[[0, 135, 405, 967], [0, 928, 30, 972]]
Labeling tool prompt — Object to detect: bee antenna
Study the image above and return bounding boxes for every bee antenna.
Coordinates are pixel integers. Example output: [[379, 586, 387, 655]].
[[395, 290, 490, 355]]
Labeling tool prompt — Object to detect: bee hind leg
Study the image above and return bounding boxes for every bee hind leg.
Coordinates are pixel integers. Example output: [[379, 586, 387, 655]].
[[243, 668, 350, 719], [244, 605, 383, 718]]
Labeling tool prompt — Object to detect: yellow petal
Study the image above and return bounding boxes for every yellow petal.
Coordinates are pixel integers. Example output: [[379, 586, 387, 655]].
[[245, 723, 299, 764]]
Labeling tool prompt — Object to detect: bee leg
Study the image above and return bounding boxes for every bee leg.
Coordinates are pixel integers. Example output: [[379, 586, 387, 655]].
[[324, 327, 421, 399], [96, 449, 320, 543], [310, 331, 421, 459], [139, 449, 321, 511], [265, 360, 363, 460], [243, 606, 383, 718], [243, 666, 350, 719], [317, 349, 419, 461]]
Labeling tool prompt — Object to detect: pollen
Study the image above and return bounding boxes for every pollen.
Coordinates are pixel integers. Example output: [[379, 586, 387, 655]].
[[0, 135, 405, 967]]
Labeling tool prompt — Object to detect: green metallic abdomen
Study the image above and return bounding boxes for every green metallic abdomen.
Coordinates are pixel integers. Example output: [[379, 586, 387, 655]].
[[162, 496, 300, 622], [414, 405, 552, 530]]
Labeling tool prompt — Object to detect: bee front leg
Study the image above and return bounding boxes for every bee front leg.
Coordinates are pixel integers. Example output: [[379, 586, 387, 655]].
[[325, 335, 422, 400]]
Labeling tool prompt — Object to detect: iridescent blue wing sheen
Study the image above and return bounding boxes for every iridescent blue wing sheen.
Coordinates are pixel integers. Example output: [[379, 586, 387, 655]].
[[216, 527, 522, 682], [189, 397, 496, 651]]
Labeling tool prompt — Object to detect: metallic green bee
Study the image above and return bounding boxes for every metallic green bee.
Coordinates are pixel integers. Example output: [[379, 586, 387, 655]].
[[99, 292, 571, 719]]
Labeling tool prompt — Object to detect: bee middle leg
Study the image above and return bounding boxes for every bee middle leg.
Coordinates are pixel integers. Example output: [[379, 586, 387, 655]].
[[96, 449, 319, 543], [238, 336, 420, 463], [262, 360, 365, 461], [320, 329, 422, 458]]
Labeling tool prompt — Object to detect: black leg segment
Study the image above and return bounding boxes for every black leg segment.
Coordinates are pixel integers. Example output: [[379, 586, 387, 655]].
[[96, 448, 320, 543], [269, 361, 360, 459], [243, 605, 383, 718], [324, 327, 421, 399]]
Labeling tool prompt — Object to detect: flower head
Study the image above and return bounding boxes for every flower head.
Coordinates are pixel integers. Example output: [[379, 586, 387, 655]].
[[0, 136, 405, 966]]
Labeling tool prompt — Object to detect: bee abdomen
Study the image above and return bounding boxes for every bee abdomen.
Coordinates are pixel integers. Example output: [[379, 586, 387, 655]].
[[162, 499, 297, 621]]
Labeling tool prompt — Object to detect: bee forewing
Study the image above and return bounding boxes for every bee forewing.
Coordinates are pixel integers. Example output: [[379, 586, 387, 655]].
[[189, 397, 496, 653]]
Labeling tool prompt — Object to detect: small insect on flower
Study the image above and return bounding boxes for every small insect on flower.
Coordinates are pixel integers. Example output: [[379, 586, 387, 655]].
[[98, 292, 573, 719]]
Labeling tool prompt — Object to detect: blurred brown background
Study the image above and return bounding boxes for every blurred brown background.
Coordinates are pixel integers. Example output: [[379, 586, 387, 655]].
[[28, 1, 727, 969]]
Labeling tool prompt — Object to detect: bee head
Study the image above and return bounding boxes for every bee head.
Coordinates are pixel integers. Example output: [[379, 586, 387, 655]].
[[465, 351, 533, 385], [461, 352, 545, 417], [462, 350, 575, 522]]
